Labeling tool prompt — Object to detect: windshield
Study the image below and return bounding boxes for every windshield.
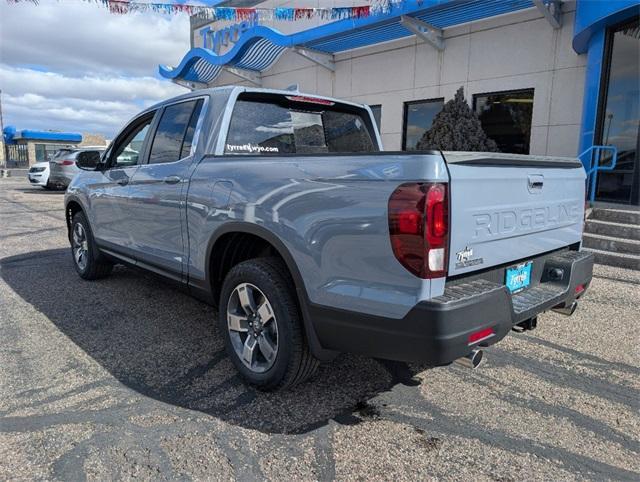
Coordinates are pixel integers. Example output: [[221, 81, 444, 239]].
[[225, 95, 378, 155]]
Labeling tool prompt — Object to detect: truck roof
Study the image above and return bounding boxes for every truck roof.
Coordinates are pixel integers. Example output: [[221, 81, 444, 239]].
[[143, 86, 371, 115]]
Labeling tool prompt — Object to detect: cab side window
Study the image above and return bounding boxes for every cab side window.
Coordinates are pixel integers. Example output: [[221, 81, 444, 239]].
[[110, 113, 155, 168], [180, 100, 204, 159], [148, 99, 203, 165]]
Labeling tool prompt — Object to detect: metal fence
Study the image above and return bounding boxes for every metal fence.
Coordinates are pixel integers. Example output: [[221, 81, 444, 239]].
[[6, 144, 29, 168]]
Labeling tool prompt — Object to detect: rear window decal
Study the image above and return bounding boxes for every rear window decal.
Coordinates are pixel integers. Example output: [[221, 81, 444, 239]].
[[226, 143, 279, 153]]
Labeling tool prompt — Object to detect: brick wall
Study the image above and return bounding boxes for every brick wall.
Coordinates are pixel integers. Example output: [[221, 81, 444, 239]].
[[80, 133, 107, 147]]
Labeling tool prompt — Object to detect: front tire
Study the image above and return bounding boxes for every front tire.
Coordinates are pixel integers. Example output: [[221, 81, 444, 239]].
[[70, 211, 113, 280], [219, 257, 319, 391]]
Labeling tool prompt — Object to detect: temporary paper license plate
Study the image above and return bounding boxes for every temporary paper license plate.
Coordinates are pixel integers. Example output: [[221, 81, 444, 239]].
[[505, 261, 532, 293]]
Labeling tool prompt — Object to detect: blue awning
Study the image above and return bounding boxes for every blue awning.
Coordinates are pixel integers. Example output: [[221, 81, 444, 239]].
[[573, 0, 640, 54], [11, 129, 82, 143], [160, 0, 539, 85]]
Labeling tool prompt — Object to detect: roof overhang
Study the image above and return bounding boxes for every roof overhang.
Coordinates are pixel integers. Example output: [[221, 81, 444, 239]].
[[13, 130, 82, 143], [160, 0, 539, 87], [572, 0, 639, 54]]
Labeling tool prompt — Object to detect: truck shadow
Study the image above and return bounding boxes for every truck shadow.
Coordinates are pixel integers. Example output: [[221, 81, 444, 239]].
[[0, 248, 426, 435], [15, 187, 66, 195]]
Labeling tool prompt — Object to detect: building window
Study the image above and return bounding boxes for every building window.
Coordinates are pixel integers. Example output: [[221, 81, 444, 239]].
[[473, 89, 534, 154], [369, 104, 382, 131], [402, 98, 444, 151], [35, 143, 67, 162]]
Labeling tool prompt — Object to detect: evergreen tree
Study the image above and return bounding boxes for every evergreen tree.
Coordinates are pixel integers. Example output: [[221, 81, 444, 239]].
[[416, 86, 499, 152]]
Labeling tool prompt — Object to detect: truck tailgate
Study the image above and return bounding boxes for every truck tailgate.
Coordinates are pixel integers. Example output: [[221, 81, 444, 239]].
[[443, 152, 586, 277]]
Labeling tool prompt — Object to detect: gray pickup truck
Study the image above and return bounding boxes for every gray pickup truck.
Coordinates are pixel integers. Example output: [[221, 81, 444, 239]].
[[65, 86, 593, 390]]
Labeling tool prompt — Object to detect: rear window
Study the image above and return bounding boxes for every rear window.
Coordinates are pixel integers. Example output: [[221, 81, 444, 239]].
[[225, 95, 378, 155], [52, 149, 74, 159]]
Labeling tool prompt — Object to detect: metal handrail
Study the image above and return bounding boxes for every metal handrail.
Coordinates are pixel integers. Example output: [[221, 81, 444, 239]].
[[579, 145, 618, 203]]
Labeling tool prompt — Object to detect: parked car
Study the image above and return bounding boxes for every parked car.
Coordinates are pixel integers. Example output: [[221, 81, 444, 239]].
[[49, 147, 105, 189], [28, 161, 52, 188], [28, 148, 74, 189], [65, 87, 594, 390]]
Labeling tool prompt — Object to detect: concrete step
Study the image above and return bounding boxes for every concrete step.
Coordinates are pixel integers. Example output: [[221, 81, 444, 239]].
[[584, 248, 640, 271], [584, 219, 640, 241], [583, 233, 640, 255], [590, 208, 640, 225]]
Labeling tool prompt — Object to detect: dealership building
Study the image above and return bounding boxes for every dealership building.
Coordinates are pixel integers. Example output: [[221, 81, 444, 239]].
[[160, 0, 640, 206]]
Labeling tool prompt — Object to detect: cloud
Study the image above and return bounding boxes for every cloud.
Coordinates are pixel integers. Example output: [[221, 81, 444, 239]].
[[2, 65, 188, 136], [1, 65, 186, 103], [0, 1, 192, 137], [0, 1, 190, 77]]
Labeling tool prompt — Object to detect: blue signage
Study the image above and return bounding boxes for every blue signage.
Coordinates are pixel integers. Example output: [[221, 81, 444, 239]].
[[200, 14, 259, 53]]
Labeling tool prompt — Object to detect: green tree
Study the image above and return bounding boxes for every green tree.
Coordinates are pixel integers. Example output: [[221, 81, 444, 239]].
[[417, 86, 498, 152]]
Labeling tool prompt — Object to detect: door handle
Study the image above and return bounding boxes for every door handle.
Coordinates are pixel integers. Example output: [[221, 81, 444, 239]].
[[164, 175, 182, 184], [116, 178, 128, 186], [527, 174, 544, 193]]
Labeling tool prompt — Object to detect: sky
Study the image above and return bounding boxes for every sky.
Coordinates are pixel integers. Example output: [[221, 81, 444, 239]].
[[0, 0, 192, 139]]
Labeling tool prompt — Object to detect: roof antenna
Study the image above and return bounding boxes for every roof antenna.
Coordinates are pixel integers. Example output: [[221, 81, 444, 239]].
[[285, 84, 299, 92]]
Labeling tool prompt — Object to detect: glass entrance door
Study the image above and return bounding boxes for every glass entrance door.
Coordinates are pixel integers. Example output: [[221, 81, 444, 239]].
[[595, 19, 640, 206]]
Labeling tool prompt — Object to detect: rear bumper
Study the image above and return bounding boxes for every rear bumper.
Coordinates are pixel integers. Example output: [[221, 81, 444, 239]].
[[310, 249, 593, 365], [49, 164, 76, 187], [28, 174, 47, 186], [48, 174, 72, 187]]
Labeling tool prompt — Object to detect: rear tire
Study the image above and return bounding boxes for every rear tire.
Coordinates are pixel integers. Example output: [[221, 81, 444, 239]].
[[70, 211, 113, 280], [219, 257, 319, 391]]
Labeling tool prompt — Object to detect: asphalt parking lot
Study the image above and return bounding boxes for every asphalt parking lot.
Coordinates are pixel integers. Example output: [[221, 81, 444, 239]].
[[1, 177, 639, 481]]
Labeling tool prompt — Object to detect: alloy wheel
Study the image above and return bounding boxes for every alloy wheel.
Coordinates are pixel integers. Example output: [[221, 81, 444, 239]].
[[227, 282, 279, 373], [72, 222, 89, 271]]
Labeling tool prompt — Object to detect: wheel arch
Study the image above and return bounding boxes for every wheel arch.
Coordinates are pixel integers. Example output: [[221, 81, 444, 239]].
[[65, 197, 86, 240], [205, 222, 337, 361]]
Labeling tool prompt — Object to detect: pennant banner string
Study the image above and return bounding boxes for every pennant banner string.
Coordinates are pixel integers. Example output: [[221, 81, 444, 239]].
[[5, 0, 415, 21]]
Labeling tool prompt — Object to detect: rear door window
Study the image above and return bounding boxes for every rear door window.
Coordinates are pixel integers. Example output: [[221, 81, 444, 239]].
[[225, 95, 378, 155], [148, 100, 199, 164]]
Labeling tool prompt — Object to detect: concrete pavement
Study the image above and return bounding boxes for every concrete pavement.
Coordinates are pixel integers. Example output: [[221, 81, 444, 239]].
[[1, 177, 638, 480]]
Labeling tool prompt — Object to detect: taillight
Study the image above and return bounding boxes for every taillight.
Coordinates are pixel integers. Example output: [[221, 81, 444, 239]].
[[60, 160, 75, 166], [388, 182, 449, 278]]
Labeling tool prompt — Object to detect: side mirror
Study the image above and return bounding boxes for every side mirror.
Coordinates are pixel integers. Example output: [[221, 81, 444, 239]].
[[76, 151, 102, 170]]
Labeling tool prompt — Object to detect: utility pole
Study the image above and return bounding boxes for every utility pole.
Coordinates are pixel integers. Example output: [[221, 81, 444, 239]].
[[0, 89, 7, 169]]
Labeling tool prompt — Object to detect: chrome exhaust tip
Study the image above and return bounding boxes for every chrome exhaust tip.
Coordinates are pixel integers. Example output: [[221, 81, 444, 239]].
[[454, 349, 483, 369], [552, 301, 578, 316]]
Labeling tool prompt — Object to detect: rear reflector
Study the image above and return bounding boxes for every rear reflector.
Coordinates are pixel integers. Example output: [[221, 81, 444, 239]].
[[575, 284, 585, 295], [468, 327, 495, 345]]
